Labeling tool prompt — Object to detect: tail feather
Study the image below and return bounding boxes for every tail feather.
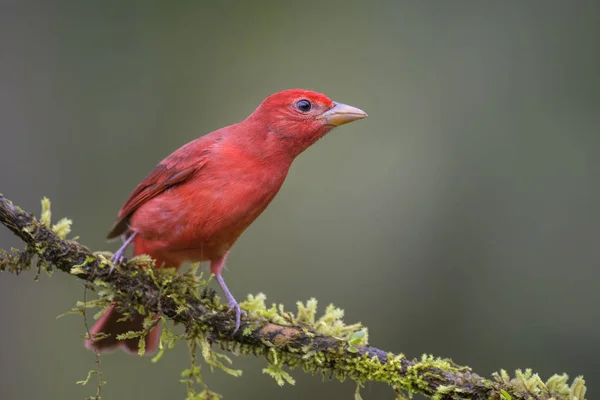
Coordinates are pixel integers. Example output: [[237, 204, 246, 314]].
[[84, 303, 161, 354], [84, 235, 177, 354]]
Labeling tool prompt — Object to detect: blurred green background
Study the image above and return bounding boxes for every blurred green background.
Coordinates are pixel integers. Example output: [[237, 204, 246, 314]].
[[1, 1, 599, 399]]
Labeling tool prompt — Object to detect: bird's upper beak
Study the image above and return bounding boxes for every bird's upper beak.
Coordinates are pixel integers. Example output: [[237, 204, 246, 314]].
[[317, 101, 368, 127]]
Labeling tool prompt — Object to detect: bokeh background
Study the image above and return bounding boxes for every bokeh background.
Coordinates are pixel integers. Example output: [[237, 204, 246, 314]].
[[1, 1, 599, 399]]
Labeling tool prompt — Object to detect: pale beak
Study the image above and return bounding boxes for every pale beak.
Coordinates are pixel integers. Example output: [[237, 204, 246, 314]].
[[317, 101, 368, 127]]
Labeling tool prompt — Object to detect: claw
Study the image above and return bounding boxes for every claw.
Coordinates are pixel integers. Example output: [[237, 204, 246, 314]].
[[216, 274, 245, 334], [227, 299, 247, 333], [108, 232, 137, 275], [108, 252, 122, 276], [110, 250, 125, 265]]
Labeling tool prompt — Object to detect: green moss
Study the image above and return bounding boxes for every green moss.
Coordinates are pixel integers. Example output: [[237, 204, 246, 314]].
[[76, 369, 101, 386], [180, 333, 229, 399], [0, 197, 590, 400], [70, 255, 96, 275], [40, 197, 52, 228], [492, 369, 587, 400], [263, 349, 296, 386]]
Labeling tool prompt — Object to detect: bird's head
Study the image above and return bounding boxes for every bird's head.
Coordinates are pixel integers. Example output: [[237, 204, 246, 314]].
[[248, 89, 367, 158]]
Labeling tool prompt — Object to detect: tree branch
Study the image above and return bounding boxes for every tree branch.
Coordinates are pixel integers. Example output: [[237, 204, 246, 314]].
[[0, 194, 587, 400]]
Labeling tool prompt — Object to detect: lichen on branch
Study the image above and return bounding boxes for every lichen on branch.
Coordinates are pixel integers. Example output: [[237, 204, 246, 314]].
[[0, 194, 588, 400]]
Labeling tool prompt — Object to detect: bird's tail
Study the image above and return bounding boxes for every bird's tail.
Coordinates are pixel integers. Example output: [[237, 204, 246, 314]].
[[84, 236, 169, 355], [83, 302, 161, 354]]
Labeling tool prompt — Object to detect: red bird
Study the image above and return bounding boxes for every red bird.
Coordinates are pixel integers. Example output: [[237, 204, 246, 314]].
[[85, 89, 367, 354]]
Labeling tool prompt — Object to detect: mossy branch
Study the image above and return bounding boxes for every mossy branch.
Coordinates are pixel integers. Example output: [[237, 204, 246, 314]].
[[0, 194, 587, 400]]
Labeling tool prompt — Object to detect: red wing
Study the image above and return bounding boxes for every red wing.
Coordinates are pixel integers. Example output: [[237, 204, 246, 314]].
[[106, 137, 215, 239]]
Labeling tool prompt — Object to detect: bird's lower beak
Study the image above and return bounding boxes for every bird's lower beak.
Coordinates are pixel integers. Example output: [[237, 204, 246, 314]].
[[317, 102, 368, 127]]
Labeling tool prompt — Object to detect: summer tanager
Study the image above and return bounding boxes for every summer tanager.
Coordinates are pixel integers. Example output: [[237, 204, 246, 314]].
[[84, 89, 367, 354]]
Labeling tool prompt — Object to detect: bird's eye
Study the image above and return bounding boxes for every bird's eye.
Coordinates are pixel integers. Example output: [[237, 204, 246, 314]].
[[295, 99, 312, 113]]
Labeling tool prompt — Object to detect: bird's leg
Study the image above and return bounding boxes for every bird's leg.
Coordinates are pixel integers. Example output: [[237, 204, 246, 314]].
[[215, 274, 245, 332], [109, 232, 137, 273], [211, 255, 246, 333]]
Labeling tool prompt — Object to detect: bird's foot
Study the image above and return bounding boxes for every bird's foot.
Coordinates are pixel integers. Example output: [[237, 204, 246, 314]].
[[227, 299, 247, 334], [215, 273, 246, 334], [110, 248, 126, 265], [108, 250, 125, 275], [108, 232, 137, 275]]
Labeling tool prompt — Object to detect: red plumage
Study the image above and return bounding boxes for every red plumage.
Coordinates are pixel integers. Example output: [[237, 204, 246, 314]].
[[85, 89, 367, 354]]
